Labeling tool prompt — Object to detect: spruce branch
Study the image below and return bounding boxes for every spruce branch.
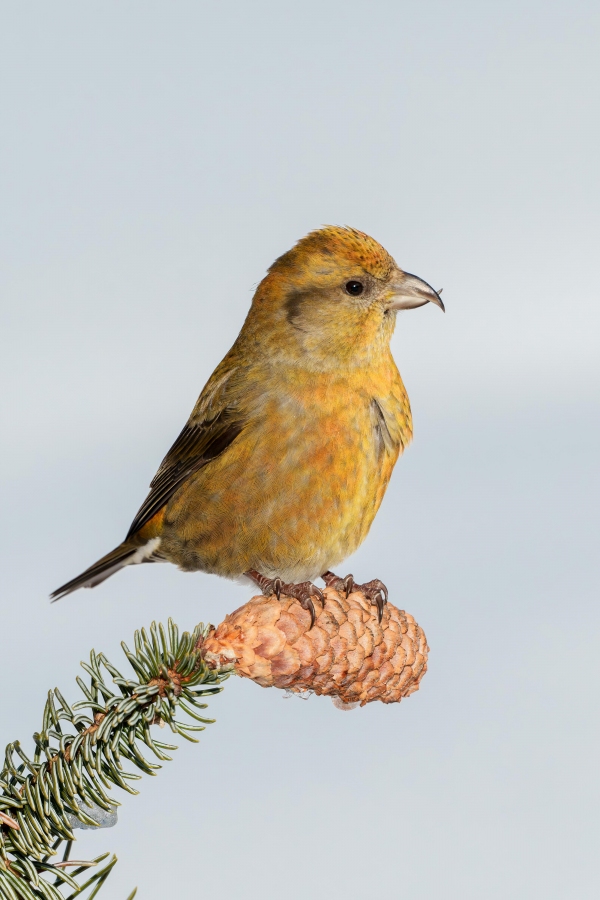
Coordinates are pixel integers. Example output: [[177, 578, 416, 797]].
[[0, 620, 227, 899], [0, 588, 428, 898]]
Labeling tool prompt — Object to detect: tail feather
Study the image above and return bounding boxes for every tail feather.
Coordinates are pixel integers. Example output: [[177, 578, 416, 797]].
[[50, 538, 160, 601]]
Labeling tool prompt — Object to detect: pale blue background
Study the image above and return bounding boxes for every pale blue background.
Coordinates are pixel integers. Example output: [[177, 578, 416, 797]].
[[1, 2, 599, 897]]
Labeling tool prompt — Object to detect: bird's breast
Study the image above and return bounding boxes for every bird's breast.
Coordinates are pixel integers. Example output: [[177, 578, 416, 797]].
[[162, 364, 410, 581]]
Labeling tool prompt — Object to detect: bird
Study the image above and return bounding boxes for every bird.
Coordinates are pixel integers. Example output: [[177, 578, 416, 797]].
[[51, 226, 444, 625]]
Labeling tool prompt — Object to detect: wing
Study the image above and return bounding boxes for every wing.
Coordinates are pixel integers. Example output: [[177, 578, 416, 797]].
[[126, 367, 246, 538]]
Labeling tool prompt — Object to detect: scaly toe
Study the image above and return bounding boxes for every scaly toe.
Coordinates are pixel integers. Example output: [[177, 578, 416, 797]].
[[323, 572, 388, 622], [246, 570, 324, 626], [358, 579, 388, 622], [321, 570, 354, 595], [285, 582, 324, 630], [264, 579, 325, 629]]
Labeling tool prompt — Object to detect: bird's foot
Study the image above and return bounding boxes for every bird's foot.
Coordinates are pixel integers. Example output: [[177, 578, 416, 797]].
[[245, 570, 324, 629], [321, 570, 388, 623], [321, 570, 355, 596]]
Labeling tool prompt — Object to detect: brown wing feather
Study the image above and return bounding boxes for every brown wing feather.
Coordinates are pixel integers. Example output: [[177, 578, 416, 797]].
[[126, 408, 245, 538]]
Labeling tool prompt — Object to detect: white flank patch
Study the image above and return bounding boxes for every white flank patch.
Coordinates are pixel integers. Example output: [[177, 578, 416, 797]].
[[130, 537, 161, 565]]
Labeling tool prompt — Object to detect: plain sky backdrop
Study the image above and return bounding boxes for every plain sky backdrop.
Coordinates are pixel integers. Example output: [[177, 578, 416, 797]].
[[1, 2, 599, 898]]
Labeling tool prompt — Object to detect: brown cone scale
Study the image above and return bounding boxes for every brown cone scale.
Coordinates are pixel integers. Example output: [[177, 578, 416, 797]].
[[201, 588, 428, 707]]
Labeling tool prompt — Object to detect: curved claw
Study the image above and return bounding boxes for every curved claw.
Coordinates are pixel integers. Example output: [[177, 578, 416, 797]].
[[342, 574, 355, 595], [245, 571, 324, 629], [301, 596, 316, 629], [361, 579, 388, 623], [312, 585, 325, 603], [294, 584, 323, 629], [321, 571, 354, 596], [322, 571, 389, 622]]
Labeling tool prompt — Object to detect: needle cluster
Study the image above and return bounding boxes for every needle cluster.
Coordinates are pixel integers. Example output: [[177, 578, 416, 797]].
[[0, 620, 226, 899], [0, 590, 428, 898]]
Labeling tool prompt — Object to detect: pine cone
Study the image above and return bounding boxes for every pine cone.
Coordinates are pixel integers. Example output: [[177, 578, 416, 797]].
[[201, 588, 428, 708]]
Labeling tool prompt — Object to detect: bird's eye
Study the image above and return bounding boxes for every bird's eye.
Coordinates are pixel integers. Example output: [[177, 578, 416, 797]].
[[345, 280, 364, 296]]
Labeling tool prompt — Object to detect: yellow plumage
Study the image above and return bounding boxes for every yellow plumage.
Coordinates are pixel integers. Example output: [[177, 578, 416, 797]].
[[51, 226, 443, 605]]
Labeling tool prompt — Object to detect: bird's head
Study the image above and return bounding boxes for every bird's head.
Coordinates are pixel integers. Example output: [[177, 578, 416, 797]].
[[244, 226, 443, 369]]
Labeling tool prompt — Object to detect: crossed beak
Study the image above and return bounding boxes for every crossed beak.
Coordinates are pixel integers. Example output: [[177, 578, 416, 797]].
[[387, 270, 445, 312]]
